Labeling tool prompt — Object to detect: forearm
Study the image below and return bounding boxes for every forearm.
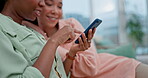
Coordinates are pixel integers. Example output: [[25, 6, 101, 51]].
[[63, 51, 76, 75], [63, 58, 73, 75], [33, 38, 59, 78]]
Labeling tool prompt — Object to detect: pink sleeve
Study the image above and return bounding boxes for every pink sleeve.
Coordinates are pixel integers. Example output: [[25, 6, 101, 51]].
[[59, 18, 99, 77], [71, 18, 99, 77]]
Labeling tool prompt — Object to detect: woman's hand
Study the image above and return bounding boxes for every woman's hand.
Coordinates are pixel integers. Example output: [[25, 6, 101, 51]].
[[68, 28, 96, 57], [50, 26, 79, 46], [65, 28, 82, 43]]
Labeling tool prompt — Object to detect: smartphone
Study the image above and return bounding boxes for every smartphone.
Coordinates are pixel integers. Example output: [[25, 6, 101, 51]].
[[75, 18, 102, 44]]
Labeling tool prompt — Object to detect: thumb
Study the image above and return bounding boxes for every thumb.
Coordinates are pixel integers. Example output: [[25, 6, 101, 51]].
[[74, 29, 82, 34]]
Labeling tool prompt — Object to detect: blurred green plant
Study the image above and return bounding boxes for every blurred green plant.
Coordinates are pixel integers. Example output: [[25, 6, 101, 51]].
[[126, 13, 144, 44]]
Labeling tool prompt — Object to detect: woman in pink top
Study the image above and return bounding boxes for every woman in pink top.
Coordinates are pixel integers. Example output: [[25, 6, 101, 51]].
[[23, 0, 148, 78]]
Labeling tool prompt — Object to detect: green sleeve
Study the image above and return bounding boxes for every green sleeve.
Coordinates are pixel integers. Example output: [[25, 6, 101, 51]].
[[0, 29, 44, 78]]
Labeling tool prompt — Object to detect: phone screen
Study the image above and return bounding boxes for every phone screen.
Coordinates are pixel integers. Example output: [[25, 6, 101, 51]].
[[75, 18, 102, 44]]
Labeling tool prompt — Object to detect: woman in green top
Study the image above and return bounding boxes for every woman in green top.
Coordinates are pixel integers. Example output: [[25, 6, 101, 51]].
[[23, 0, 148, 78], [0, 0, 92, 78]]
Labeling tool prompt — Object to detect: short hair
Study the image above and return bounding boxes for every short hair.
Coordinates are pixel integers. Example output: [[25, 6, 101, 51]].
[[0, 0, 7, 12]]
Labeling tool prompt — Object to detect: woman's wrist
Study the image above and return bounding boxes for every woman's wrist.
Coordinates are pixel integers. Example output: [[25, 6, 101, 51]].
[[48, 37, 59, 46], [68, 50, 77, 57], [66, 53, 76, 60]]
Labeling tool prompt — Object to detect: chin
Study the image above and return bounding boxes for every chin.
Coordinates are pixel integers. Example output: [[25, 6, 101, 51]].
[[26, 17, 36, 21], [49, 21, 58, 26], [47, 23, 57, 28], [26, 14, 37, 21]]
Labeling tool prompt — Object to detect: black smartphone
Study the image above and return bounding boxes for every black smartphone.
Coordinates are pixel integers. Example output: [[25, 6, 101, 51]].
[[75, 18, 102, 44]]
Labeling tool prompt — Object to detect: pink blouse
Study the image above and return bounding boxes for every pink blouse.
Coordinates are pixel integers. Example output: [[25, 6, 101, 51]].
[[57, 18, 140, 78]]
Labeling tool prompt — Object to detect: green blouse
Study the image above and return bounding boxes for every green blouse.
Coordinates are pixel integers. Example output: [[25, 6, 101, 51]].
[[0, 14, 67, 78]]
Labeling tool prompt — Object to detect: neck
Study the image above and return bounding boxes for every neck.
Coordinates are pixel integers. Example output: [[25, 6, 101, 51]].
[[1, 2, 23, 24], [41, 26, 58, 38], [2, 11, 23, 24]]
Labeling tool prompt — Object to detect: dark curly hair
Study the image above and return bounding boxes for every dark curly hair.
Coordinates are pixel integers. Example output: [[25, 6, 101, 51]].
[[0, 0, 7, 12]]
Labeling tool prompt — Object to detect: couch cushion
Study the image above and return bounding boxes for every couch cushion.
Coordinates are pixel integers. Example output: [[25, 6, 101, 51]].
[[97, 44, 136, 59]]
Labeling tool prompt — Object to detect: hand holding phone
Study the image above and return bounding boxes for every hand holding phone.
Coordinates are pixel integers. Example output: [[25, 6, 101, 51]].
[[75, 18, 102, 44]]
